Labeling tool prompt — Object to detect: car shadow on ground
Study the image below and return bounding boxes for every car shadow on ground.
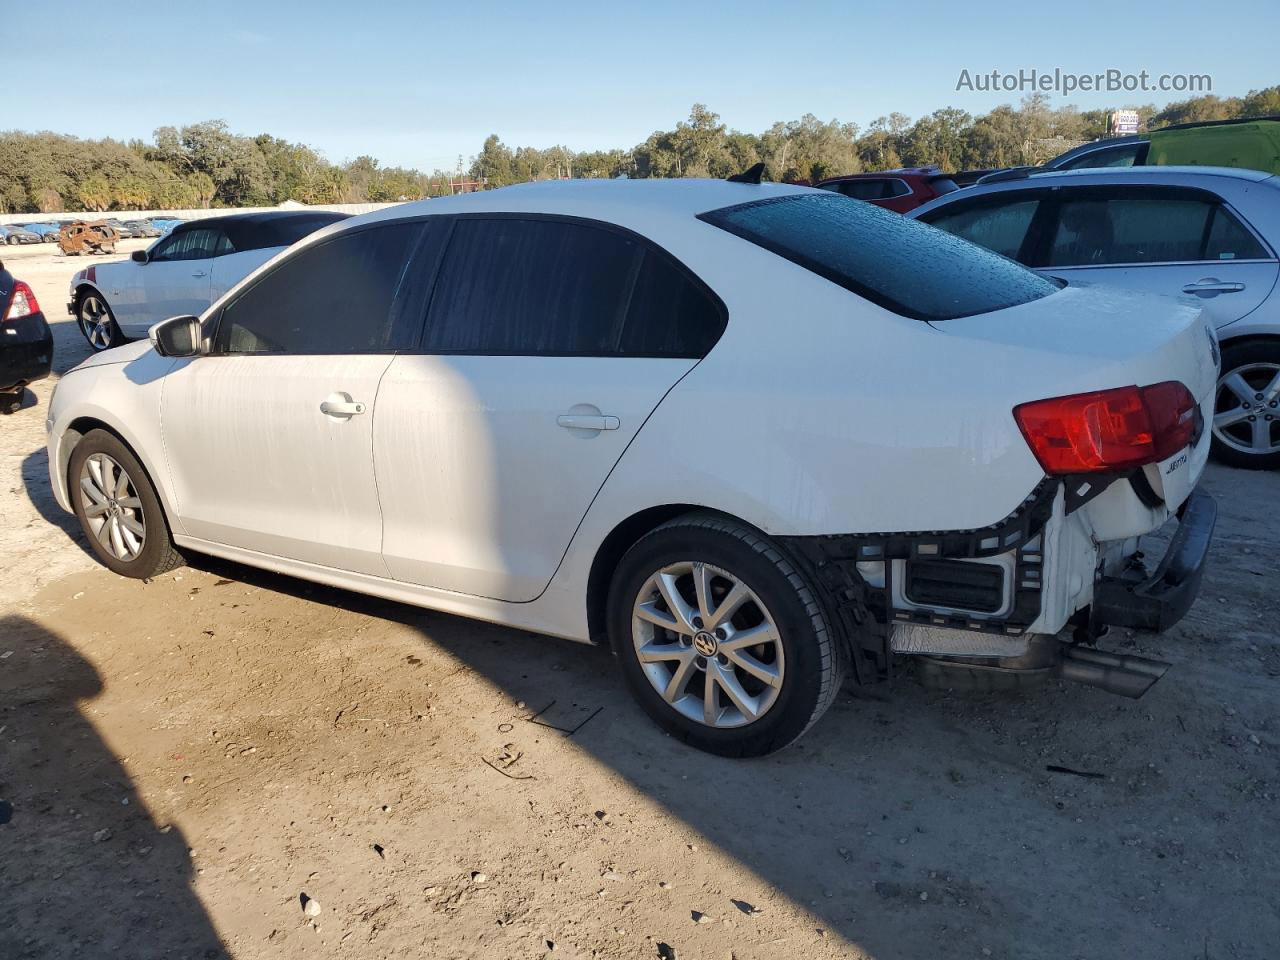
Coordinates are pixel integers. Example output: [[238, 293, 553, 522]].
[[0, 615, 230, 959], [171, 551, 1257, 960]]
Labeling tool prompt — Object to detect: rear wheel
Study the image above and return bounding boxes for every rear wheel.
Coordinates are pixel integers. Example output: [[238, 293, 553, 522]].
[[69, 430, 183, 579], [607, 513, 845, 757], [77, 292, 125, 351], [0, 390, 23, 415], [1211, 341, 1280, 469]]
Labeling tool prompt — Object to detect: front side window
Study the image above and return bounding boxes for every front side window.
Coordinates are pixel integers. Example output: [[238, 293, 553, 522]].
[[923, 198, 1040, 260], [151, 228, 223, 262], [422, 217, 724, 357], [700, 193, 1057, 321], [215, 222, 424, 354]]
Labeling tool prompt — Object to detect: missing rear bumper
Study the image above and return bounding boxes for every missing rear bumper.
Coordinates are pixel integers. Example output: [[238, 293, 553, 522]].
[[1092, 489, 1216, 633]]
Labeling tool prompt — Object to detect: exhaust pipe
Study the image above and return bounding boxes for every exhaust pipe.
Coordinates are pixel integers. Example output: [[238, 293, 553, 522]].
[[1055, 645, 1170, 699]]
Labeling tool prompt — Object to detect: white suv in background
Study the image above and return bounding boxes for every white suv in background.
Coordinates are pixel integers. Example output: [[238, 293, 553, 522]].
[[68, 211, 348, 351], [46, 180, 1217, 756], [912, 166, 1280, 468]]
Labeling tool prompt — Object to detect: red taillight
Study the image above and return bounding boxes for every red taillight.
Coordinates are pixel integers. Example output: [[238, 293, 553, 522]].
[[1014, 382, 1198, 475], [3, 280, 40, 323]]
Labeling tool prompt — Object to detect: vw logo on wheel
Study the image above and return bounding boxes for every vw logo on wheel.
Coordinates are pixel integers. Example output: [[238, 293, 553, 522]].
[[692, 630, 719, 657]]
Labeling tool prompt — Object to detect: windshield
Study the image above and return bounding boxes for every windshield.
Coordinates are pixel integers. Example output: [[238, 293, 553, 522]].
[[698, 192, 1057, 321]]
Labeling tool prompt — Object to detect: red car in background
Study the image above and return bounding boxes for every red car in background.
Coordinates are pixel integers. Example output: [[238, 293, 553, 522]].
[[812, 167, 960, 213]]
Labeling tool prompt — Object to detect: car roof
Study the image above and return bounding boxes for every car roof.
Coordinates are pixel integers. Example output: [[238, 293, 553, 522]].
[[172, 210, 349, 233], [354, 178, 812, 232], [1024, 164, 1275, 183]]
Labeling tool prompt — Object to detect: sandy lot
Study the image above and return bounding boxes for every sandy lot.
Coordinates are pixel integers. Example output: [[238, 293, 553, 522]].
[[1, 242, 1277, 960]]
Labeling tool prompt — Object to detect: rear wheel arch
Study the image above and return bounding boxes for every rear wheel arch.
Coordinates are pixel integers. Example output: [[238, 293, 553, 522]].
[[586, 504, 733, 644]]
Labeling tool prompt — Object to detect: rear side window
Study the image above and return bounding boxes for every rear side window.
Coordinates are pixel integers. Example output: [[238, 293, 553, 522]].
[[1204, 207, 1269, 260], [700, 193, 1057, 321], [1046, 194, 1269, 266], [1059, 142, 1147, 170], [923, 199, 1039, 259], [216, 222, 423, 354], [422, 217, 724, 357], [824, 179, 911, 202]]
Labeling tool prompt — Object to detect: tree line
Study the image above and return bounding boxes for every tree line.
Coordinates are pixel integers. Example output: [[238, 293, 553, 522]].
[[2, 86, 1276, 214]]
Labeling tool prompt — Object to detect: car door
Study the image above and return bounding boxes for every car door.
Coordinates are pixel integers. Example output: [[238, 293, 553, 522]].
[[160, 220, 426, 575], [133, 227, 219, 330], [374, 215, 726, 602], [1030, 185, 1279, 330]]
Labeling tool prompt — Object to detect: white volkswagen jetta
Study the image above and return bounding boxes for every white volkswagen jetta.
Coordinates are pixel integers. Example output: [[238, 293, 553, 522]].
[[46, 179, 1218, 756]]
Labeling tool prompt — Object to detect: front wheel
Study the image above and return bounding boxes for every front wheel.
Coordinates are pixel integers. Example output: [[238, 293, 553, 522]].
[[76, 292, 125, 351], [1211, 341, 1280, 469], [607, 513, 846, 757], [69, 429, 184, 579]]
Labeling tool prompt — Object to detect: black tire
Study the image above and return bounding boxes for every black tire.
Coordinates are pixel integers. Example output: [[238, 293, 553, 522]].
[[607, 513, 846, 757], [1211, 340, 1280, 470], [68, 429, 184, 579], [0, 390, 22, 415], [76, 290, 125, 352]]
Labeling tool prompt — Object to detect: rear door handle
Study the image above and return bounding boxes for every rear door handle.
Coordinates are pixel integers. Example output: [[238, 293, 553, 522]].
[[1182, 278, 1245, 295], [321, 398, 367, 418], [557, 414, 619, 431], [191, 271, 208, 278]]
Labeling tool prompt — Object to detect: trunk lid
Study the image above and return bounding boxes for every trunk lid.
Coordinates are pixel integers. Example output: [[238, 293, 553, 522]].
[[929, 284, 1219, 523]]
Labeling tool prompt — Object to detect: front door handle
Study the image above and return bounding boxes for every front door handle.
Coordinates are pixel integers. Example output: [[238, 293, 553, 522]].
[[1182, 278, 1245, 295], [320, 396, 367, 418], [557, 414, 619, 431], [191, 270, 208, 278]]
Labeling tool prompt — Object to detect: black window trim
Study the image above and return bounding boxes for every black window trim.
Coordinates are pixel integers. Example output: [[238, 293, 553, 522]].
[[410, 211, 729, 359], [207, 219, 432, 357]]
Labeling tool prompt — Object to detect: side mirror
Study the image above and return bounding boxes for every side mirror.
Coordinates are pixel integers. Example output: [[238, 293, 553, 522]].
[[131, 249, 149, 264], [149, 315, 203, 358]]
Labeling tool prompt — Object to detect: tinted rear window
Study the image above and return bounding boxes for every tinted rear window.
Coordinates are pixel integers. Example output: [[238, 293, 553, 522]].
[[698, 193, 1057, 321]]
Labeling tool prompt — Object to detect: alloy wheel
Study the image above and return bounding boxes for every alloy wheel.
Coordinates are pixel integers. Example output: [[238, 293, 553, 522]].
[[79, 453, 146, 561], [1214, 362, 1280, 457], [631, 561, 785, 728], [79, 295, 115, 350]]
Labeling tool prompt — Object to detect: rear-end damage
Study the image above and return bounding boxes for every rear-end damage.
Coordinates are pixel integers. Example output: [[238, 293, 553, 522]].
[[781, 453, 1216, 699]]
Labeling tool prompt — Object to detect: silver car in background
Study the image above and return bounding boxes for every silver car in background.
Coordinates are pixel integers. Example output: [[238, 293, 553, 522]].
[[913, 166, 1280, 469]]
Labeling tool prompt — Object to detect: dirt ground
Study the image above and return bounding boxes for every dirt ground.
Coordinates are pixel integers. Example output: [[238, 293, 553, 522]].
[[1, 240, 1277, 960]]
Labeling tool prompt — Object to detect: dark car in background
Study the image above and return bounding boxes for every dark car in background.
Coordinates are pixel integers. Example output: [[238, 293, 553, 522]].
[[813, 167, 961, 213], [0, 259, 53, 414], [1, 224, 43, 245], [124, 220, 161, 238]]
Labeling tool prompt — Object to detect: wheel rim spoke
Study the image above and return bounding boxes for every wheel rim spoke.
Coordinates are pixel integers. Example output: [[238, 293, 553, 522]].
[[1222, 372, 1255, 404], [725, 649, 782, 688], [711, 663, 759, 720], [720, 621, 779, 651], [655, 572, 696, 634], [664, 654, 697, 704]]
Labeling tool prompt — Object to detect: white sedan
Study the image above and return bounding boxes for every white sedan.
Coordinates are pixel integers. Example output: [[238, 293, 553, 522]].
[[46, 178, 1218, 755], [67, 211, 348, 350]]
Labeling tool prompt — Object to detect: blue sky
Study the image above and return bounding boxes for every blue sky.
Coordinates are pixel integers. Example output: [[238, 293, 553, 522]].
[[8, 0, 1274, 171]]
